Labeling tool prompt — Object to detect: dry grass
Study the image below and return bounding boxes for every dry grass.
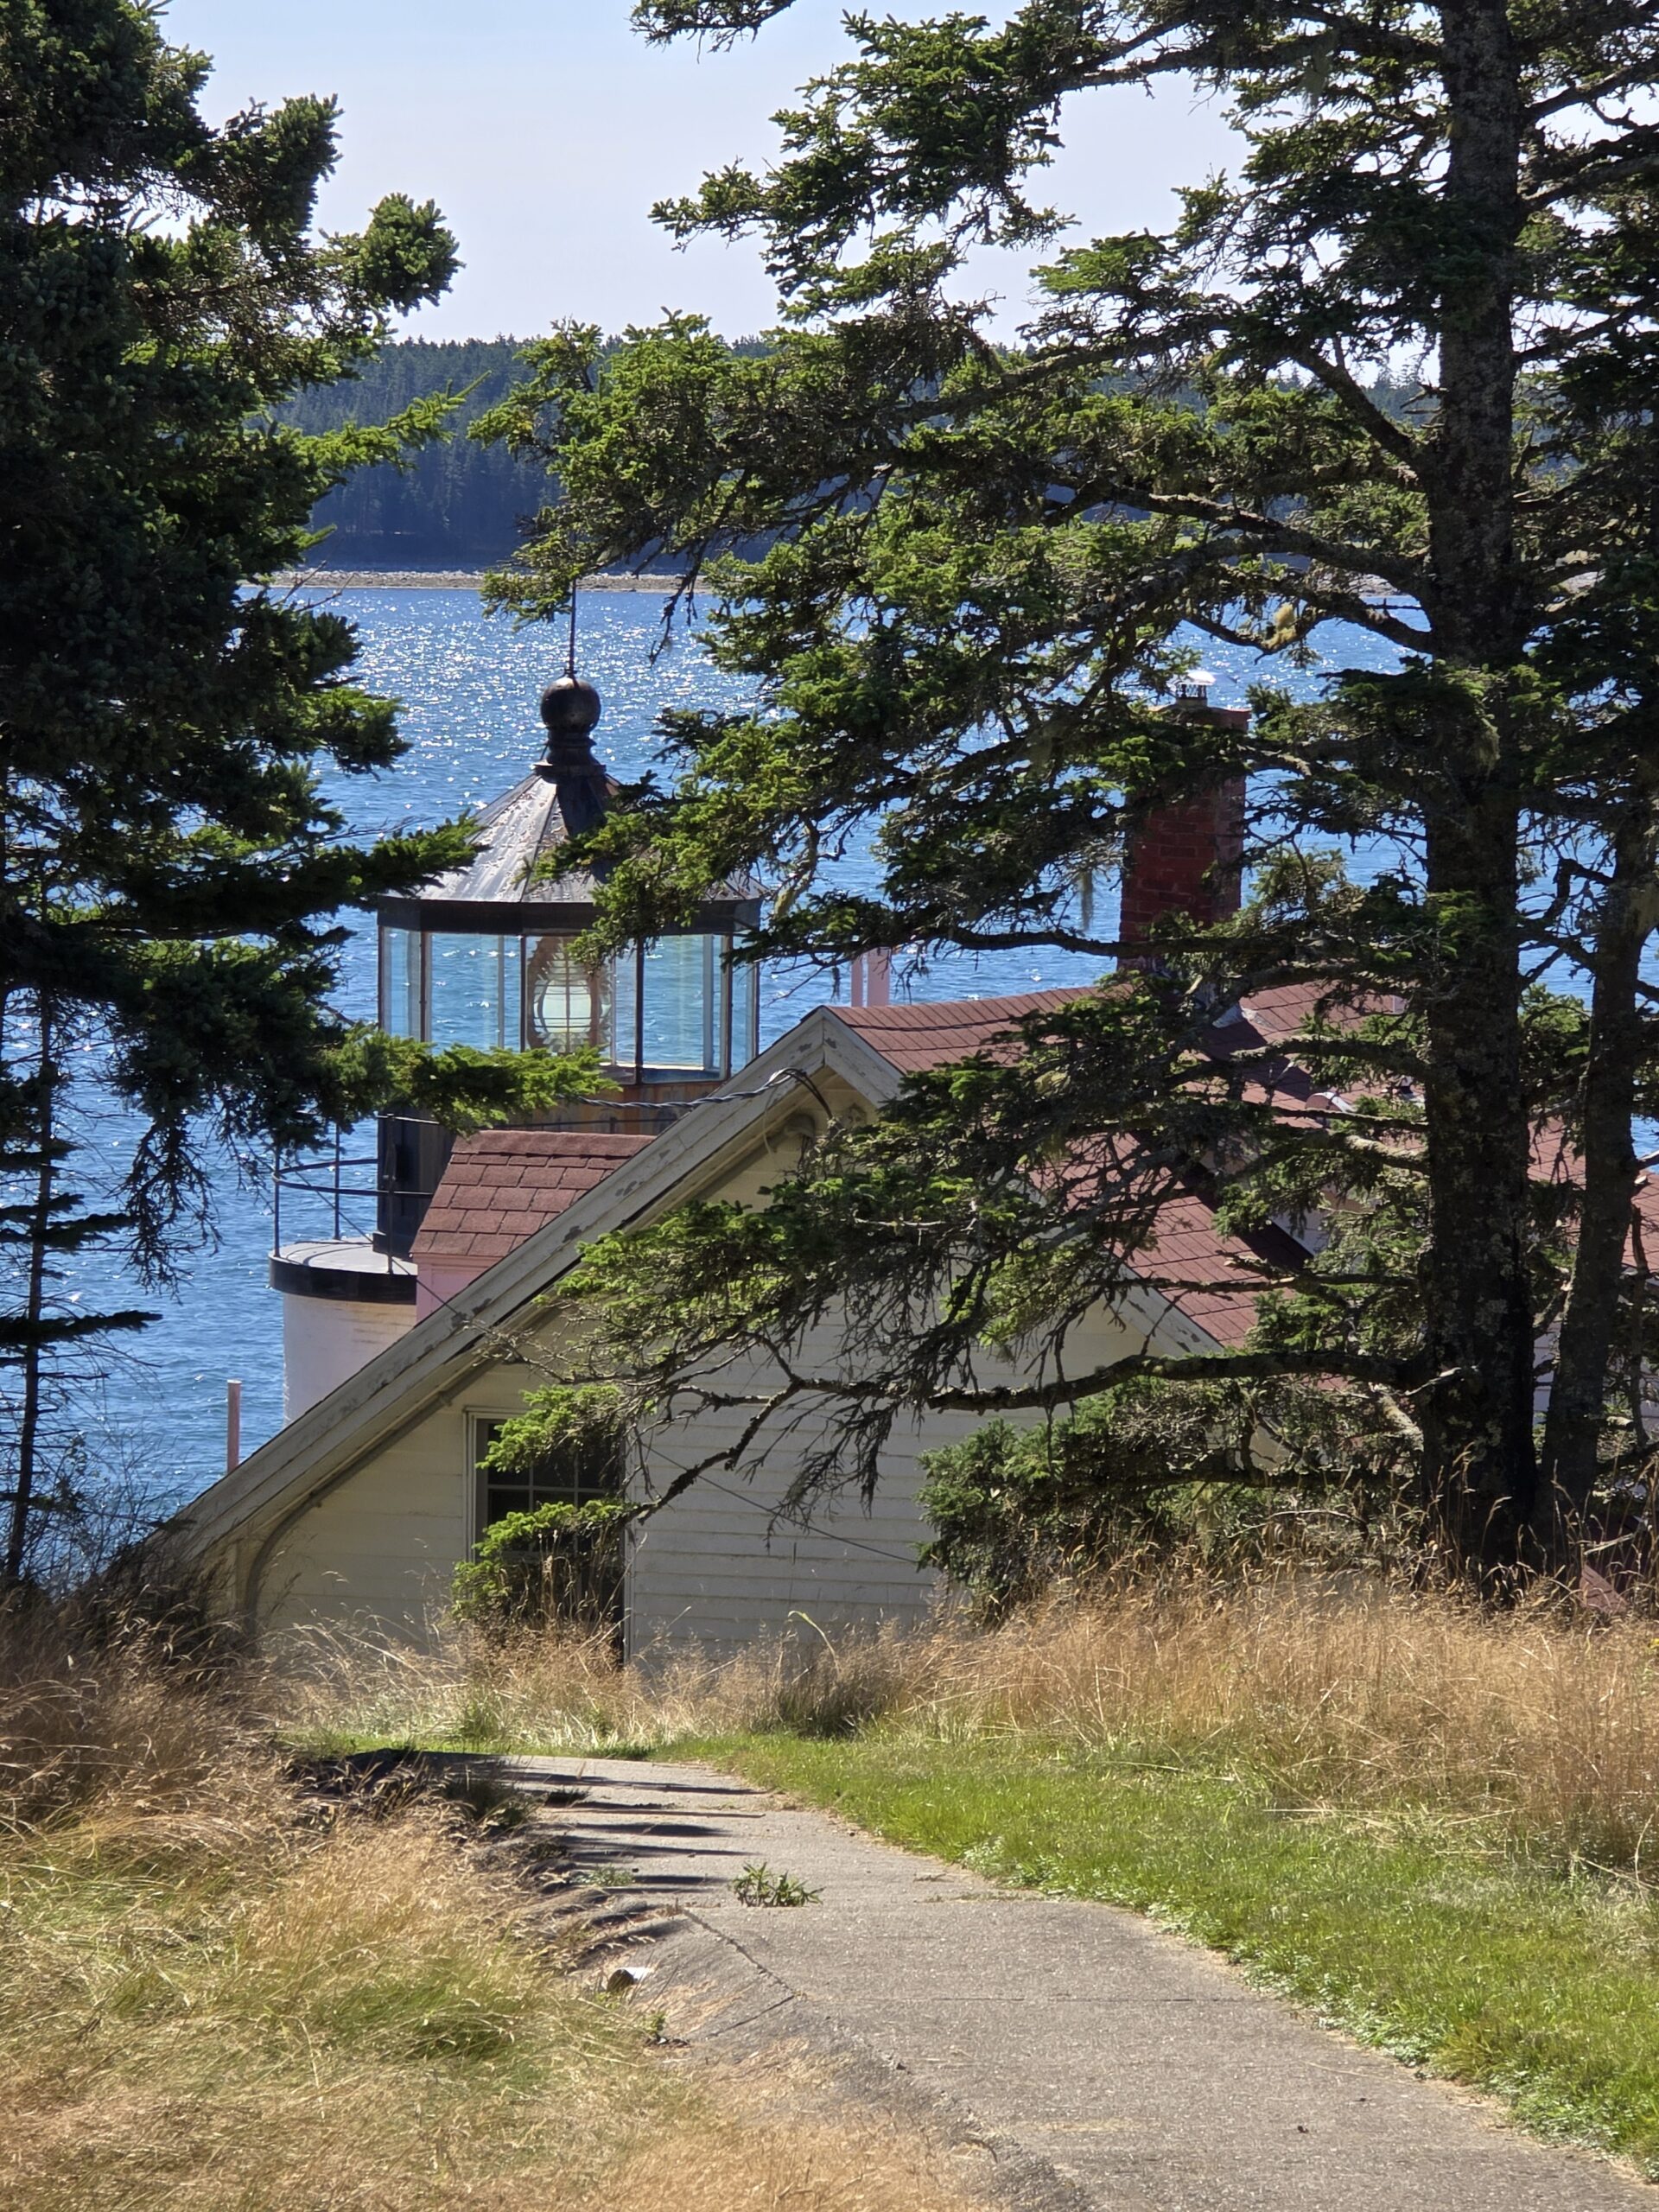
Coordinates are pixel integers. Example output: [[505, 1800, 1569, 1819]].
[[0, 1604, 253, 1834], [10, 1583, 1654, 2196], [0, 1605, 981, 2212], [577, 2066, 993, 2212], [285, 1613, 930, 1758], [289, 1577, 1659, 1871], [881, 1577, 1659, 1868]]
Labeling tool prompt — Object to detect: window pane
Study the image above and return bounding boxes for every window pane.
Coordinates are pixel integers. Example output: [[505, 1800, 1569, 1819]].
[[525, 935, 612, 1054], [610, 946, 640, 1075], [429, 933, 518, 1050], [729, 955, 758, 1071], [476, 1420, 622, 1535], [380, 927, 423, 1039], [641, 934, 716, 1071], [499, 937, 523, 1049]]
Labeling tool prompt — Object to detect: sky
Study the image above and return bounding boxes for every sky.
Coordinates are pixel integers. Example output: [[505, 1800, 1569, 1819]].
[[164, 2, 1238, 341]]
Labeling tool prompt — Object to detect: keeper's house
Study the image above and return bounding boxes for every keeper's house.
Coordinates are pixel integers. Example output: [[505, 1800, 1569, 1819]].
[[174, 660, 1279, 1649], [178, 986, 1294, 1649]]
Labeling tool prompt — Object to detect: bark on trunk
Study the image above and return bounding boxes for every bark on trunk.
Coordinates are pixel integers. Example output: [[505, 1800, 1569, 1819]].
[[1538, 823, 1659, 1554], [4, 1010, 56, 1590], [1414, 1, 1536, 1580], [1417, 792, 1538, 1576]]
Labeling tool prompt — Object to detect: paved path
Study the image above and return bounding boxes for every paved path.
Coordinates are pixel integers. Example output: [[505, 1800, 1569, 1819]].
[[509, 1753, 1649, 2212]]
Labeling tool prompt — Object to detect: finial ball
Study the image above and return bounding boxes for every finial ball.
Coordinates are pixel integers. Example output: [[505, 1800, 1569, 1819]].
[[540, 674, 603, 739]]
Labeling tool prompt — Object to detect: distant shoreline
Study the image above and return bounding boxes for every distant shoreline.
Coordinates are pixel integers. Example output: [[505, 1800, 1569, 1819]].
[[273, 568, 683, 594]]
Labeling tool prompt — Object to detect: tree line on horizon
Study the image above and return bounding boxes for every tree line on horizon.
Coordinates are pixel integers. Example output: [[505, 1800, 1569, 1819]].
[[282, 334, 780, 569], [277, 338, 544, 569]]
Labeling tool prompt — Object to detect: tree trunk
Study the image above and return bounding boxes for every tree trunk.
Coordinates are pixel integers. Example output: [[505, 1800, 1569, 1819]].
[[4, 1007, 56, 1590], [1417, 792, 1538, 1578], [1414, 1, 1536, 1580], [1538, 818, 1659, 1556]]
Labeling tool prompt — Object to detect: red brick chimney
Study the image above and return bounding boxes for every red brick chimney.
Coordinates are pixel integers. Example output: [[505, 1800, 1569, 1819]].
[[1117, 694, 1249, 963]]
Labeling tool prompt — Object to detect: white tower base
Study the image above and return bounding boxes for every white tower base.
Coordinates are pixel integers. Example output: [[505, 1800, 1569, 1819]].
[[270, 1240, 417, 1424]]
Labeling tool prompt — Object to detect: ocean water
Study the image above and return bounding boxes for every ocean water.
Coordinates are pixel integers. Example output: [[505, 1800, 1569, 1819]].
[[48, 586, 1402, 1509]]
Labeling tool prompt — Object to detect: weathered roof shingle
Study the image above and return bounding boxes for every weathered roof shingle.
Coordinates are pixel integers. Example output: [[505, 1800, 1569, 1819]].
[[412, 1128, 653, 1267]]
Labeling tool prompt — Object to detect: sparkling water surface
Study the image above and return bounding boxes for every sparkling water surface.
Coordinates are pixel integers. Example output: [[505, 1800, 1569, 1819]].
[[60, 588, 1402, 1506]]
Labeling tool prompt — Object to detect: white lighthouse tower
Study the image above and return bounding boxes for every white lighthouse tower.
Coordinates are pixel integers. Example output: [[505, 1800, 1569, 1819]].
[[270, 645, 762, 1422]]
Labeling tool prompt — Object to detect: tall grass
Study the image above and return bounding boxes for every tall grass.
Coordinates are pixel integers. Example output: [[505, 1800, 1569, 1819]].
[[0, 1601, 976, 2212], [912, 1579, 1659, 1868], [289, 1579, 1659, 1872], [0, 1630, 263, 1848]]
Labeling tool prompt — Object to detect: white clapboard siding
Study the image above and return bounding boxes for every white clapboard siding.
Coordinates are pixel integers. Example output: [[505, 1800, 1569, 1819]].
[[245, 1285, 1162, 1647], [624, 1320, 998, 1649], [251, 1380, 503, 1638], [622, 1290, 1166, 1649]]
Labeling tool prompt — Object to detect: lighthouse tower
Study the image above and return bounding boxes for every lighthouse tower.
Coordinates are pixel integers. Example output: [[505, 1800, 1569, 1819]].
[[270, 645, 762, 1422]]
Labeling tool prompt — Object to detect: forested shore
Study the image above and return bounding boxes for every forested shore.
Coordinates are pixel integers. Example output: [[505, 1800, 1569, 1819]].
[[278, 337, 544, 569], [281, 335, 772, 570]]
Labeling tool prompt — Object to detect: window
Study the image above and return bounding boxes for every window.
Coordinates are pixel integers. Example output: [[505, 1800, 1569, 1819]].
[[639, 932, 716, 1070], [427, 932, 523, 1050], [379, 926, 423, 1038], [474, 1415, 622, 1535], [729, 953, 760, 1071], [472, 1414, 627, 1636]]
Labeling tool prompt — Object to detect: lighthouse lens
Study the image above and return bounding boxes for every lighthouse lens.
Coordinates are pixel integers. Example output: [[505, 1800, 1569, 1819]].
[[527, 935, 611, 1054]]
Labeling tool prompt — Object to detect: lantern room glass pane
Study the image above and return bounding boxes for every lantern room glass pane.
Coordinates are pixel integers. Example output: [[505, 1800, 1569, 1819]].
[[729, 957, 758, 1071], [525, 934, 612, 1055], [641, 934, 716, 1071], [428, 933, 520, 1050], [610, 946, 641, 1077], [380, 927, 423, 1039]]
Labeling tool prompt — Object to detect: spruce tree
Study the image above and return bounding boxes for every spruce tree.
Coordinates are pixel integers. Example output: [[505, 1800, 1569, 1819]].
[[0, 2, 586, 1585], [484, 0, 1659, 1578]]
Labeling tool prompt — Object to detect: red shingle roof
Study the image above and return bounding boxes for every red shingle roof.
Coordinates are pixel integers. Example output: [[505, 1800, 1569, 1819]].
[[1139, 1185, 1272, 1349], [830, 988, 1302, 1350], [828, 988, 1090, 1072], [412, 1129, 653, 1267], [1238, 981, 1406, 1046], [1531, 1122, 1659, 1264]]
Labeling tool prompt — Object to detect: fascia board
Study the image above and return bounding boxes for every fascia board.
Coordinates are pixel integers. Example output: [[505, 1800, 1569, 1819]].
[[812, 1012, 907, 1104]]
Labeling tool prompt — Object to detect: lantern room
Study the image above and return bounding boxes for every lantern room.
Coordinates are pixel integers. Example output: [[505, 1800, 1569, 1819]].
[[375, 670, 761, 1083]]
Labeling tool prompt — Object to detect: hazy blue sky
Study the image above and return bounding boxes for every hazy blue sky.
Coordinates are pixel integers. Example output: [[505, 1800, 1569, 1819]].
[[165, 3, 1236, 340]]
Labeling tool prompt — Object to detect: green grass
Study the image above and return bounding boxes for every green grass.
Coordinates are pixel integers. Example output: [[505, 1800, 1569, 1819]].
[[690, 1732, 1659, 2175]]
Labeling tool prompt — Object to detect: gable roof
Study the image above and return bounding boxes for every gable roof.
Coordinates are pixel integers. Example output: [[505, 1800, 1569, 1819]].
[[1531, 1119, 1659, 1260], [426, 988, 1294, 1354], [174, 1008, 895, 1562], [412, 1128, 654, 1268]]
